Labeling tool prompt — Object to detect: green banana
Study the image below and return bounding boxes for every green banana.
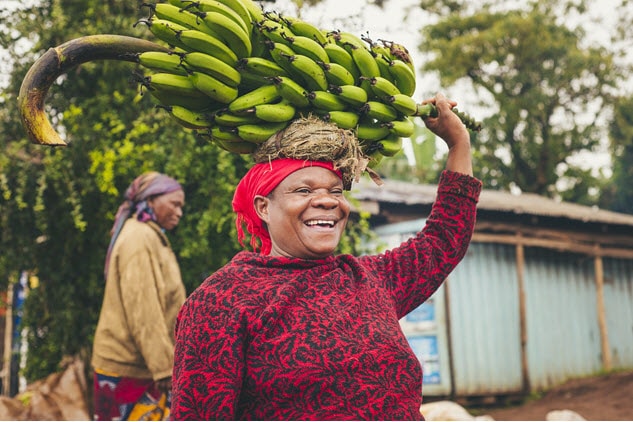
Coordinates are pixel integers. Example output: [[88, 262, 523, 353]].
[[237, 0, 265, 24], [374, 52, 393, 80], [327, 29, 366, 51], [281, 16, 328, 45], [177, 29, 238, 66], [381, 39, 414, 72], [283, 34, 329, 64], [246, 100, 296, 122], [358, 76, 375, 99], [388, 59, 416, 96], [237, 69, 273, 91], [214, 0, 256, 31], [182, 51, 241, 87], [328, 84, 368, 108], [137, 51, 188, 75], [213, 109, 262, 126], [147, 72, 206, 98], [388, 93, 418, 115], [228, 83, 280, 112], [350, 44, 381, 78], [361, 100, 399, 122], [320, 61, 355, 87], [148, 89, 216, 111], [319, 110, 360, 129], [322, 42, 360, 81], [283, 53, 328, 91], [236, 121, 288, 143], [368, 75, 401, 99], [248, 24, 272, 59], [355, 119, 391, 141], [153, 3, 220, 38], [368, 40, 392, 61], [270, 75, 310, 108], [188, 71, 239, 103], [266, 40, 299, 76], [377, 133, 403, 157], [237, 56, 288, 78], [135, 18, 190, 50], [201, 10, 252, 58], [214, 138, 259, 153], [306, 90, 348, 111], [384, 116, 415, 137], [210, 125, 243, 141], [187, 0, 251, 35], [159, 104, 214, 129], [168, 0, 189, 7], [256, 18, 294, 44], [366, 149, 384, 168]]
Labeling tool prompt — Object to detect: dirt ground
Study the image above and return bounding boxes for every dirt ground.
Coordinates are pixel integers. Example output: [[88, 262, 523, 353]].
[[466, 370, 633, 421]]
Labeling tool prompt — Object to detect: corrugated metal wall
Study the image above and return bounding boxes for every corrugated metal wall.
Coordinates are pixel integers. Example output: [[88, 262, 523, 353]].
[[447, 243, 523, 396], [374, 223, 633, 398], [603, 258, 633, 369], [521, 248, 602, 391]]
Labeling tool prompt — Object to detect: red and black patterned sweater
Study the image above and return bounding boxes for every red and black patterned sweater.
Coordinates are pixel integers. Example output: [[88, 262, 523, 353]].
[[172, 170, 482, 420]]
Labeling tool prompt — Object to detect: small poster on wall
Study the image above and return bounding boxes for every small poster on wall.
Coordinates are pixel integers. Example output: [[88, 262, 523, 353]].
[[408, 335, 441, 385]]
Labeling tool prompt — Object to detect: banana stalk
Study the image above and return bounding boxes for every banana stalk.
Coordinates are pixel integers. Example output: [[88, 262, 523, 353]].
[[414, 103, 482, 133], [18, 34, 168, 146]]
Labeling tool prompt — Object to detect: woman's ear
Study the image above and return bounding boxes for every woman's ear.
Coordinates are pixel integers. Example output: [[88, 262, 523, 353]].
[[253, 195, 269, 223]]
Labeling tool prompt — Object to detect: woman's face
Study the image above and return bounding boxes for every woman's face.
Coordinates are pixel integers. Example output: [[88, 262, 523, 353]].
[[255, 166, 350, 259], [148, 189, 185, 231]]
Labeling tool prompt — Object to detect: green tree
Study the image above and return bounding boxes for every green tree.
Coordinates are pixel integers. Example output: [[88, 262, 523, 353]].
[[419, 0, 621, 203], [0, 0, 249, 381], [601, 96, 633, 213]]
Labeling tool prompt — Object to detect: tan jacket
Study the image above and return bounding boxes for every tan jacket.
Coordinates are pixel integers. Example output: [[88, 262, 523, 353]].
[[92, 218, 186, 380]]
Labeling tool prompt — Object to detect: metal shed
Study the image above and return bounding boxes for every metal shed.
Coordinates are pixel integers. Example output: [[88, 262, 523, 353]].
[[351, 177, 633, 401]]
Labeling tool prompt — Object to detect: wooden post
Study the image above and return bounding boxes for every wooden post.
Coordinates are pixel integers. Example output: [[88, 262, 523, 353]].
[[516, 233, 530, 394], [2, 282, 14, 396], [594, 247, 612, 371]]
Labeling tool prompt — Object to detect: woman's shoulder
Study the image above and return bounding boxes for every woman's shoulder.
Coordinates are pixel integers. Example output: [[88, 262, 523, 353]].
[[114, 219, 166, 252], [184, 251, 293, 304]]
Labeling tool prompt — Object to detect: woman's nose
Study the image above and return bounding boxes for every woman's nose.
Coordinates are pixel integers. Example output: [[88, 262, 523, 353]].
[[311, 192, 339, 208]]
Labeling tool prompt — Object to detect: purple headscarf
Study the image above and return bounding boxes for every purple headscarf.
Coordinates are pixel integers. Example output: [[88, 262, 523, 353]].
[[104, 171, 182, 280]]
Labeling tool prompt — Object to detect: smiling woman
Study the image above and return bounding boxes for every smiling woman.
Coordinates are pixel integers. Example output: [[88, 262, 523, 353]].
[[171, 102, 482, 420]]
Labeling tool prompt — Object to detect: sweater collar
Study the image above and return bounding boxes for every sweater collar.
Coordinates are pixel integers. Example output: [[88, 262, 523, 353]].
[[233, 251, 337, 270], [146, 220, 170, 247]]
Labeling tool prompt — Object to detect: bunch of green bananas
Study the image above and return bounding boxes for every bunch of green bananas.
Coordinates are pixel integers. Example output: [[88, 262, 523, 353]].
[[134, 0, 481, 161]]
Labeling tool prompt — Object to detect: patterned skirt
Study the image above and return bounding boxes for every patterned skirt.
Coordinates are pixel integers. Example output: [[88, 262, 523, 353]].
[[93, 370, 170, 421]]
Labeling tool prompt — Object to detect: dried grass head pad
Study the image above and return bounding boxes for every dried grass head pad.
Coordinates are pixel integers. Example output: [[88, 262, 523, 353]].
[[251, 115, 380, 190]]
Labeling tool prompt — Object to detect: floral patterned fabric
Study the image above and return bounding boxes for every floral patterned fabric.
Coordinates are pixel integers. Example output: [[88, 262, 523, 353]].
[[172, 170, 482, 420], [93, 371, 170, 421]]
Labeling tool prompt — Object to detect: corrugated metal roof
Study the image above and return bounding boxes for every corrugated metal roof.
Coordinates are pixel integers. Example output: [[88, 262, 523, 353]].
[[351, 177, 633, 227]]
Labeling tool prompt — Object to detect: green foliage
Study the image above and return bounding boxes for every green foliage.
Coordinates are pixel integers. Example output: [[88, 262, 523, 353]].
[[601, 96, 633, 213], [420, 0, 621, 202]]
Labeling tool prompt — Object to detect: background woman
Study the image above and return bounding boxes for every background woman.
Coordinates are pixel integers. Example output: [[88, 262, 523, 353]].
[[92, 171, 186, 421]]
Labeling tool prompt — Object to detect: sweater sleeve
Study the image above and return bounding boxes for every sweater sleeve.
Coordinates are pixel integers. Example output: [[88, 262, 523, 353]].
[[360, 170, 482, 317], [171, 278, 245, 420]]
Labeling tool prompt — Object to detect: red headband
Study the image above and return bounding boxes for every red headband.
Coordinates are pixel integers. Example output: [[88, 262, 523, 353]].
[[232, 158, 343, 254]]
